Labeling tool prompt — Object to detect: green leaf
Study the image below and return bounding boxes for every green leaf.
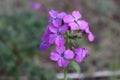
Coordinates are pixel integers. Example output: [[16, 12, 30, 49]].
[[68, 61, 81, 74]]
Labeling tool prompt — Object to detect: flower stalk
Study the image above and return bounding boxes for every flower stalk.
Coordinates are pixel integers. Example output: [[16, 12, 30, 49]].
[[64, 68, 67, 80]]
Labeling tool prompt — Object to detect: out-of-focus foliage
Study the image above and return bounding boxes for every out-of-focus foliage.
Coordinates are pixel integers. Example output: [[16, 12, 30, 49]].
[[0, 12, 57, 80], [68, 62, 81, 74], [86, 0, 117, 15]]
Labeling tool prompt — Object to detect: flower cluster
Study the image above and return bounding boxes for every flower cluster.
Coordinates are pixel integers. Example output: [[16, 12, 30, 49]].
[[40, 10, 94, 68]]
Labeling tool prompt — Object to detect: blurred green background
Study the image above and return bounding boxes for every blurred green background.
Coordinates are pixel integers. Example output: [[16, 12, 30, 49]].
[[0, 0, 120, 80]]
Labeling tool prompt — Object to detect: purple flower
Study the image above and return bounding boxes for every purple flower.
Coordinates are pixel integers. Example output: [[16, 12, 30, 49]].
[[63, 10, 94, 42], [85, 27, 94, 42], [49, 24, 68, 46], [63, 11, 81, 30], [63, 11, 89, 31], [49, 10, 58, 19], [40, 26, 51, 51], [74, 48, 89, 62], [40, 41, 50, 51], [50, 46, 74, 68], [49, 10, 66, 27], [30, 2, 41, 10], [41, 26, 51, 41]]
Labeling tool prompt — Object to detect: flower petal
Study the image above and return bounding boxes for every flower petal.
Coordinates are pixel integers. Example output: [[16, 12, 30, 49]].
[[72, 11, 82, 20], [48, 17, 53, 22], [85, 27, 90, 34], [55, 35, 65, 46], [49, 34, 57, 44], [50, 52, 60, 61], [64, 50, 74, 59], [69, 22, 79, 30], [58, 12, 66, 19], [75, 48, 83, 62], [41, 26, 51, 41], [59, 24, 68, 34], [74, 48, 82, 55], [58, 58, 69, 68], [83, 49, 89, 58], [63, 15, 74, 23], [49, 25, 58, 33], [49, 10, 58, 18], [75, 54, 83, 62], [88, 32, 94, 42], [52, 19, 62, 27], [56, 46, 65, 55], [78, 20, 88, 30], [75, 48, 89, 62], [40, 41, 50, 51]]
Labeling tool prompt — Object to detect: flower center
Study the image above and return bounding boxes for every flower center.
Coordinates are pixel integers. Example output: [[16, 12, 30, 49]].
[[61, 53, 64, 57]]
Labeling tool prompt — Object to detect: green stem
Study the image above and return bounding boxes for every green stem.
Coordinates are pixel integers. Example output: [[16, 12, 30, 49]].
[[64, 68, 67, 80]]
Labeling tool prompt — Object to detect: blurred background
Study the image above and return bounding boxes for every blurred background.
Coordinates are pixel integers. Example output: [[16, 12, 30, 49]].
[[0, 0, 120, 80]]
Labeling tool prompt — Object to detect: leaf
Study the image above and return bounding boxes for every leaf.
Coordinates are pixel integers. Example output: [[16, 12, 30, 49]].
[[68, 61, 81, 74]]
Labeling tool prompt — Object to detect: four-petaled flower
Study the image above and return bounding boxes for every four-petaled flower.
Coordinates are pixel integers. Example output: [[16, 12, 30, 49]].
[[40, 26, 51, 51], [49, 24, 68, 46], [49, 10, 66, 27], [63, 11, 88, 31], [50, 46, 74, 68], [75, 48, 89, 62], [63, 11, 94, 42]]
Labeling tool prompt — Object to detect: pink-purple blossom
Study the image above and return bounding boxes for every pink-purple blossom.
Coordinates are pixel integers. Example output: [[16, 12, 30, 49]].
[[49, 10, 66, 27], [50, 46, 74, 67], [63, 11, 83, 30], [49, 24, 68, 46], [75, 48, 89, 62], [40, 41, 50, 51], [40, 26, 51, 51], [63, 11, 94, 42]]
